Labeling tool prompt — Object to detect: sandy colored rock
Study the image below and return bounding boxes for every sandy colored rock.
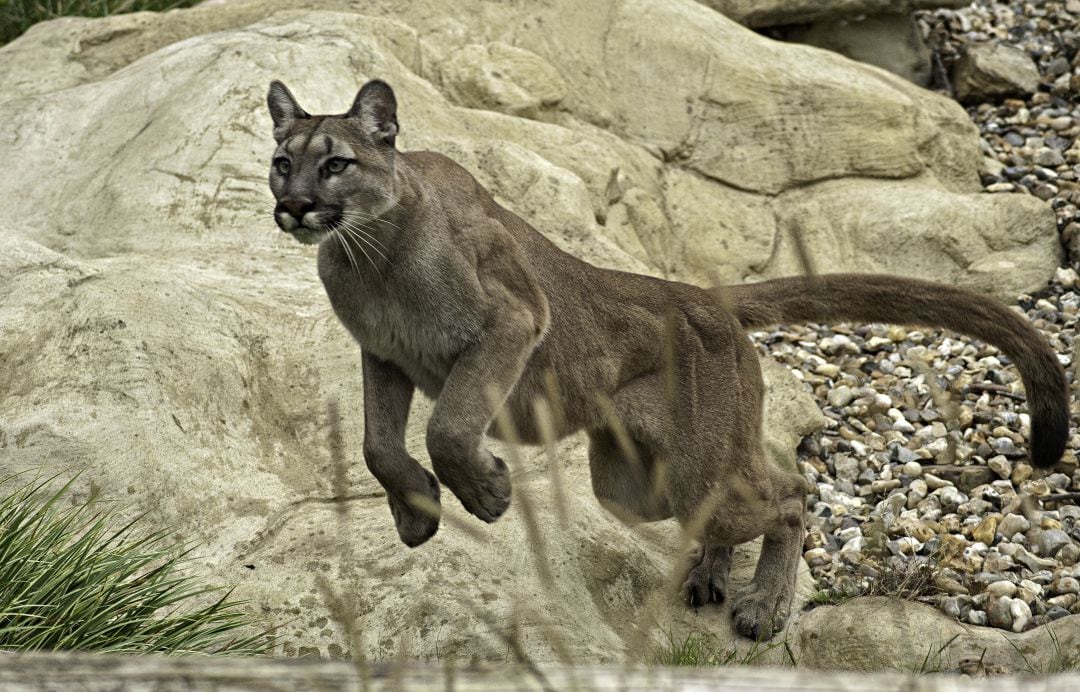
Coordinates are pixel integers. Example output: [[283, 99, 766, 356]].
[[799, 598, 1080, 672], [759, 177, 1060, 301], [439, 42, 567, 119], [782, 14, 932, 86], [697, 0, 970, 28], [953, 43, 1042, 103]]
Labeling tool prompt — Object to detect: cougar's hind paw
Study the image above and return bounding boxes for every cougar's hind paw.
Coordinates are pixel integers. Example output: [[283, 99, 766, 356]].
[[681, 544, 733, 607]]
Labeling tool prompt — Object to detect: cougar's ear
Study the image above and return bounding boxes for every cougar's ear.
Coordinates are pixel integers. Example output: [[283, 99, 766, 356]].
[[348, 79, 399, 147], [267, 80, 309, 142]]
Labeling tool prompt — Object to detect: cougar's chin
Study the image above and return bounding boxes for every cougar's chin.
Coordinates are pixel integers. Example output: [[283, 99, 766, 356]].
[[290, 227, 332, 245]]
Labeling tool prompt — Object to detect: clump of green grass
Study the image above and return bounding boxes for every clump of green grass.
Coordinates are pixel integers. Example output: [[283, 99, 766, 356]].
[[1, 0, 200, 47], [655, 629, 795, 667], [0, 472, 270, 654]]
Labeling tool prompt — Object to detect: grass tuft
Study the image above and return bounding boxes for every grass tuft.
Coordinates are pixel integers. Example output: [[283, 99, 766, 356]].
[[655, 628, 794, 667], [0, 471, 270, 655]]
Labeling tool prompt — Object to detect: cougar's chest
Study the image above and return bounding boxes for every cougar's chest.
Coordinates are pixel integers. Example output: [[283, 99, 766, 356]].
[[351, 294, 469, 393], [319, 266, 471, 396]]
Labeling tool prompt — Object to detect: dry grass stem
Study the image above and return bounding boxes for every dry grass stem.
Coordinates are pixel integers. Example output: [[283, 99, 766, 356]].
[[790, 223, 819, 279], [405, 492, 487, 544], [533, 397, 571, 531], [459, 596, 556, 692], [323, 400, 370, 688], [486, 387, 556, 592]]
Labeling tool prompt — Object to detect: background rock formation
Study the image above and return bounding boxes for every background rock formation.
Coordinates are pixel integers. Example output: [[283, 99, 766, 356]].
[[0, 0, 1066, 664]]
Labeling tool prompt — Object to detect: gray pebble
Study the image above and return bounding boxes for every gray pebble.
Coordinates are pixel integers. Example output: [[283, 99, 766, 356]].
[[1037, 529, 1072, 557]]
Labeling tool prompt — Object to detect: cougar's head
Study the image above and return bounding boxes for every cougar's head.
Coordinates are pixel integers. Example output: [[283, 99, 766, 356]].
[[266, 79, 400, 245]]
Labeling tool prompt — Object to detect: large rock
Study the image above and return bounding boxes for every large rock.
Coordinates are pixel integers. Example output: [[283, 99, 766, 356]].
[[698, 0, 970, 28], [781, 14, 933, 87], [799, 598, 1080, 673], [0, 0, 1064, 663], [0, 0, 1058, 296], [953, 42, 1043, 104]]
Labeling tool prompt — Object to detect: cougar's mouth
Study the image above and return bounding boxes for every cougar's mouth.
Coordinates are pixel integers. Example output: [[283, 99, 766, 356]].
[[289, 226, 332, 245]]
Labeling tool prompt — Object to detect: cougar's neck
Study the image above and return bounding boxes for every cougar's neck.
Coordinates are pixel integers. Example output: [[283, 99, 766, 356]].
[[333, 155, 424, 277]]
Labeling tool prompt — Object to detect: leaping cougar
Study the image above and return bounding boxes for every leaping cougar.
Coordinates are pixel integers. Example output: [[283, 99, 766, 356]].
[[265, 78, 1070, 639]]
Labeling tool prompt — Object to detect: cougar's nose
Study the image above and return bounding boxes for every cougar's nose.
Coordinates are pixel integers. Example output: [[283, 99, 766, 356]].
[[278, 197, 315, 222]]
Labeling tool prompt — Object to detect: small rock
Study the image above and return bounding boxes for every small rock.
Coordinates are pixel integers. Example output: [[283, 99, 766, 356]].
[[987, 580, 1018, 598], [804, 547, 830, 567], [1019, 579, 1044, 601], [1010, 599, 1032, 632], [828, 386, 855, 408], [871, 479, 900, 494], [983, 552, 1016, 572], [902, 461, 923, 477], [1016, 547, 1057, 571], [1059, 543, 1080, 566], [834, 455, 860, 483], [924, 473, 951, 490], [972, 516, 999, 545], [987, 595, 1014, 630], [1011, 464, 1033, 485], [999, 513, 1030, 538], [1047, 605, 1070, 621], [1048, 593, 1078, 609], [1037, 529, 1072, 557], [1034, 147, 1066, 167], [988, 455, 1012, 480], [1052, 576, 1080, 595]]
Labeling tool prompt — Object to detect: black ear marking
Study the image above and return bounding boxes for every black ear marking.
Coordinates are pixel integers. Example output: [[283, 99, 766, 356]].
[[267, 80, 310, 142], [347, 79, 399, 147]]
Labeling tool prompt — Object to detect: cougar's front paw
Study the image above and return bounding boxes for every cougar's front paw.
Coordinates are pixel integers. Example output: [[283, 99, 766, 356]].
[[681, 544, 733, 607], [730, 583, 790, 641], [452, 454, 512, 523], [387, 467, 441, 547]]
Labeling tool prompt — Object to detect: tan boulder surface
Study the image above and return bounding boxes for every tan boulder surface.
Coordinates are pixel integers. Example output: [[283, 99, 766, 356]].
[[800, 598, 1080, 673], [698, 0, 971, 28], [0, 0, 1066, 666]]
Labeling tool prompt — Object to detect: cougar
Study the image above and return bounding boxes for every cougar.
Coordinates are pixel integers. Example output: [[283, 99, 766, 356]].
[[266, 78, 1070, 639]]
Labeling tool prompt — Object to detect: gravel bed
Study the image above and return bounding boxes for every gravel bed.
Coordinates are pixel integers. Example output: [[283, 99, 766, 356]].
[[751, 0, 1080, 632]]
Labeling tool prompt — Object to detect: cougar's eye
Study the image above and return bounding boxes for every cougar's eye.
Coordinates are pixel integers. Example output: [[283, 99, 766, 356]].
[[326, 157, 349, 174], [274, 158, 291, 175]]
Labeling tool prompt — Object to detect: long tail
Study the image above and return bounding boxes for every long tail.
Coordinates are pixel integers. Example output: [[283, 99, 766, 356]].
[[725, 274, 1069, 468]]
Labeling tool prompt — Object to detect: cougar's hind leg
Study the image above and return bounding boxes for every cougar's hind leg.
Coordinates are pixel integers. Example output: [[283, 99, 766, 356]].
[[728, 465, 807, 640], [669, 445, 804, 638], [666, 330, 805, 639]]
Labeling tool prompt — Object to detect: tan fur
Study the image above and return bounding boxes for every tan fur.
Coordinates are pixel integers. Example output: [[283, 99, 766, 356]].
[[266, 79, 1070, 639]]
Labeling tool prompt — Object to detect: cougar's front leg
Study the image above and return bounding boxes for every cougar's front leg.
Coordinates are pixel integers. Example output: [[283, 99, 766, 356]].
[[426, 313, 543, 523], [362, 350, 441, 547]]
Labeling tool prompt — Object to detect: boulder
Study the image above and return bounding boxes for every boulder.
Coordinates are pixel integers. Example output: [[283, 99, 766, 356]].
[[799, 598, 1080, 673], [780, 14, 933, 87], [697, 0, 970, 29], [0, 0, 1064, 664], [953, 43, 1043, 103]]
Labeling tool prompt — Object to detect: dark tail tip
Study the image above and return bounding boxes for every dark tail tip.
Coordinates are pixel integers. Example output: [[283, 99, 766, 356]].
[[1031, 406, 1069, 469]]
